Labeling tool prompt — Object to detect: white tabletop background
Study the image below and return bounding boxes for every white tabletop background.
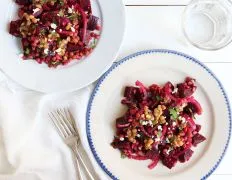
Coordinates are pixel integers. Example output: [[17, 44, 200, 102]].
[[117, 0, 232, 179]]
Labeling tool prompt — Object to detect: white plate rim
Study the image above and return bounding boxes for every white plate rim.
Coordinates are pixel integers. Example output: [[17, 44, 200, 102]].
[[86, 49, 232, 180], [0, 0, 125, 93]]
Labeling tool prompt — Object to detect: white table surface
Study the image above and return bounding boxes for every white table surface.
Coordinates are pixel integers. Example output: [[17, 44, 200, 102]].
[[116, 0, 232, 179]]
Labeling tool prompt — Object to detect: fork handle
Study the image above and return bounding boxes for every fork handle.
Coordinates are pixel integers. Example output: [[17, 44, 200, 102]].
[[73, 147, 96, 180], [72, 151, 84, 180]]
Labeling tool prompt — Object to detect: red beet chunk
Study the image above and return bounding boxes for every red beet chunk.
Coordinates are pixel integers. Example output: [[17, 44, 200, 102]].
[[192, 133, 206, 147], [124, 86, 139, 100], [9, 20, 22, 37], [177, 77, 196, 98], [179, 149, 194, 163], [196, 124, 201, 132], [79, 0, 92, 13], [88, 15, 99, 30], [186, 98, 203, 115], [162, 156, 178, 169], [111, 139, 131, 151], [16, 0, 32, 6], [67, 43, 83, 52]]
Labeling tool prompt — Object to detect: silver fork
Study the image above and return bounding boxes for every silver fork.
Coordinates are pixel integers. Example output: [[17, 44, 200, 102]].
[[49, 108, 95, 180]]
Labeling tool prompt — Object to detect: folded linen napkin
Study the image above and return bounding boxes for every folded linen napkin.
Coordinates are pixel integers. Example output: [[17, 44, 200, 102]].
[[0, 72, 108, 180]]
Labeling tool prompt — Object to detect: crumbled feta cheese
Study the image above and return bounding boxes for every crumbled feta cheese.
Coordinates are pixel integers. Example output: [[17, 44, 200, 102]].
[[44, 48, 49, 54], [155, 137, 160, 142], [172, 122, 177, 126], [33, 8, 40, 14], [166, 138, 170, 143], [51, 23, 57, 29], [148, 120, 153, 125], [166, 148, 171, 155], [168, 127, 171, 130], [157, 125, 162, 131], [178, 116, 186, 123], [137, 134, 141, 138], [119, 137, 124, 141], [71, 27, 75, 32], [173, 87, 178, 93], [55, 48, 62, 53], [165, 122, 168, 125], [68, 7, 73, 14], [142, 121, 148, 125]]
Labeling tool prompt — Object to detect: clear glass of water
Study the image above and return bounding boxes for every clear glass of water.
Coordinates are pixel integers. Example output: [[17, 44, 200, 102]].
[[182, 0, 232, 50]]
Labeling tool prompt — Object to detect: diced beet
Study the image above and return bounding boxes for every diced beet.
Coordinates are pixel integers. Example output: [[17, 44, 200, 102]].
[[16, 0, 32, 6], [9, 20, 22, 37], [192, 133, 206, 147], [116, 117, 130, 128], [163, 81, 174, 95], [162, 156, 178, 169], [135, 81, 148, 100], [111, 139, 131, 151], [79, 0, 92, 13], [177, 77, 196, 98], [186, 97, 203, 115], [87, 15, 99, 30], [178, 149, 194, 163], [67, 43, 83, 52], [124, 86, 139, 100], [196, 124, 201, 132]]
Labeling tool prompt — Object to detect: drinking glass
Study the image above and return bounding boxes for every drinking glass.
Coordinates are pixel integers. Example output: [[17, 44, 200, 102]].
[[182, 0, 232, 50]]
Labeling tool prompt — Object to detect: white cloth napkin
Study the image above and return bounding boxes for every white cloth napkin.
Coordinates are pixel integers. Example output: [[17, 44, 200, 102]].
[[0, 72, 108, 180]]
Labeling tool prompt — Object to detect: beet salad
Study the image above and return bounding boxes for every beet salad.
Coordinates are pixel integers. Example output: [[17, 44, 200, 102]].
[[111, 77, 206, 169], [10, 0, 100, 67]]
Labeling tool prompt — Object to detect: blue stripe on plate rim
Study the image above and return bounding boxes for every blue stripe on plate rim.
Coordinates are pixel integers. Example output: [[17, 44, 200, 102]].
[[86, 49, 232, 180]]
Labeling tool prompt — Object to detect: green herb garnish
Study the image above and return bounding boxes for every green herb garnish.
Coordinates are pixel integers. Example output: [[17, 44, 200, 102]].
[[24, 48, 30, 55], [157, 131, 162, 138], [169, 108, 178, 120]]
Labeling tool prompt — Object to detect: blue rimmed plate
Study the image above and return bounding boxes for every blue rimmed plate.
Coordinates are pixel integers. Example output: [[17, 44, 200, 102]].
[[87, 50, 231, 180]]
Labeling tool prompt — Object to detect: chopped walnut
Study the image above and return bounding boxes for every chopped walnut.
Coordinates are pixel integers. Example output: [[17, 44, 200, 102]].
[[144, 106, 155, 121], [127, 128, 137, 143], [153, 105, 166, 124], [144, 138, 154, 150], [172, 136, 184, 148]]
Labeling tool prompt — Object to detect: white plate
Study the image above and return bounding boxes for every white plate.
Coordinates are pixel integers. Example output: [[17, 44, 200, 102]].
[[87, 50, 231, 180], [0, 0, 125, 93]]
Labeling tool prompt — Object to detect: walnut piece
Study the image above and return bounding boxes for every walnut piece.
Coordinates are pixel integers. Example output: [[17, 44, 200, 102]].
[[144, 138, 154, 150], [127, 128, 137, 143]]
